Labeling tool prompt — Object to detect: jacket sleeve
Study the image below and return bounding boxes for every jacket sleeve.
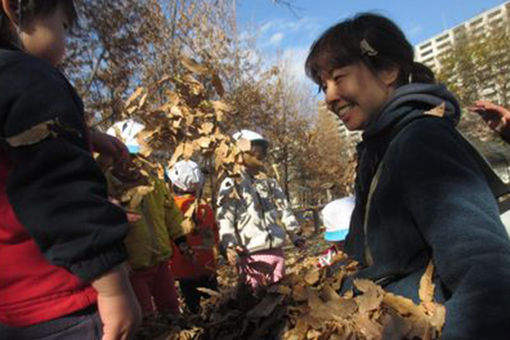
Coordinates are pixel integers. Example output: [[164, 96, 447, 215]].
[[163, 187, 185, 240], [0, 58, 129, 282], [270, 179, 300, 233], [216, 178, 239, 250], [391, 118, 510, 339]]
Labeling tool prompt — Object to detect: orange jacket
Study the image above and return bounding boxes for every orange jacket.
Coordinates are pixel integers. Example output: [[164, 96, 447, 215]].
[[171, 195, 219, 279]]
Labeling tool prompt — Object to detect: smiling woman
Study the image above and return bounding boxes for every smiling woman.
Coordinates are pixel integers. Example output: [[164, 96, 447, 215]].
[[305, 13, 434, 131], [305, 12, 510, 340]]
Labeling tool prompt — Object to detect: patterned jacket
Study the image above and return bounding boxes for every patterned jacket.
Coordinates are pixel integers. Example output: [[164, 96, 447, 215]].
[[216, 171, 300, 253]]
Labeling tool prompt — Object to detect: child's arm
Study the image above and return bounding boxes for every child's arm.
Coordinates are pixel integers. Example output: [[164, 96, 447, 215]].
[[216, 178, 241, 253], [92, 263, 141, 340], [269, 179, 304, 247], [0, 57, 130, 282]]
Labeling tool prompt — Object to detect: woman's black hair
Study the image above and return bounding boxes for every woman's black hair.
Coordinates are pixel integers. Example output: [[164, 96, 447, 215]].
[[1, 0, 77, 44], [305, 13, 435, 90]]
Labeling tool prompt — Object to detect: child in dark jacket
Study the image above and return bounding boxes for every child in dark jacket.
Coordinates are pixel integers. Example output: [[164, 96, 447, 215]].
[[168, 160, 219, 313], [305, 13, 510, 339], [0, 1, 140, 339]]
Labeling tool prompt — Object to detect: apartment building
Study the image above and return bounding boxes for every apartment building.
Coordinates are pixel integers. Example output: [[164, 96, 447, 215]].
[[415, 1, 510, 74]]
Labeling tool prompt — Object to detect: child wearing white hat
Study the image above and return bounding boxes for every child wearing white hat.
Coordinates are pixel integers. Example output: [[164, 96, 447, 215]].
[[104, 119, 192, 316], [317, 196, 355, 268], [216, 130, 305, 289], [168, 160, 220, 313]]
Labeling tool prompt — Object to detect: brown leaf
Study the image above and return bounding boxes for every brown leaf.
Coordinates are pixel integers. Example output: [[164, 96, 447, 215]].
[[196, 287, 221, 297], [424, 102, 446, 118], [419, 261, 436, 307], [353, 279, 384, 314], [304, 268, 320, 286], [353, 313, 383, 340], [181, 57, 209, 75], [6, 120, 56, 147], [125, 87, 144, 108], [246, 293, 284, 319], [236, 138, 252, 152], [199, 122, 215, 135], [211, 100, 232, 113], [169, 144, 184, 166], [211, 72, 225, 97], [196, 136, 212, 149]]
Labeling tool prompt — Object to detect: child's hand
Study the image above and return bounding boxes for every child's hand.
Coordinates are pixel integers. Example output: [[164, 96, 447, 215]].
[[293, 236, 306, 249], [226, 246, 245, 266], [92, 263, 142, 340], [226, 247, 238, 266], [109, 198, 141, 223], [90, 129, 131, 166], [178, 242, 196, 262], [289, 231, 306, 249]]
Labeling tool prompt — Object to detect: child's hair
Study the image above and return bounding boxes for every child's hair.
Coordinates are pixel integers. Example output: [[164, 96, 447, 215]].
[[0, 0, 77, 44], [305, 13, 435, 90]]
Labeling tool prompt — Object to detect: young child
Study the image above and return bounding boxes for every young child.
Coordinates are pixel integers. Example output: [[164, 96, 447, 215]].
[[0, 1, 141, 339], [168, 160, 220, 313], [105, 119, 192, 317], [317, 196, 354, 268], [216, 130, 305, 289], [305, 13, 510, 338]]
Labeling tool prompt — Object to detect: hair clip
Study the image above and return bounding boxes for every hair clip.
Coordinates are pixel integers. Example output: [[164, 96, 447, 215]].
[[360, 39, 378, 56]]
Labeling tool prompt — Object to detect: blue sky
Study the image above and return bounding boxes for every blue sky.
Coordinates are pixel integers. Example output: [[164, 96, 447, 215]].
[[237, 0, 507, 86]]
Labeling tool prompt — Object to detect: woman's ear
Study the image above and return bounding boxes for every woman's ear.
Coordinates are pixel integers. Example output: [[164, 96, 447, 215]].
[[379, 66, 400, 87], [1, 0, 20, 26]]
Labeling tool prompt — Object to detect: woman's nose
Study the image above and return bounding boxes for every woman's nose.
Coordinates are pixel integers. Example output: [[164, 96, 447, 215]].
[[325, 81, 339, 109]]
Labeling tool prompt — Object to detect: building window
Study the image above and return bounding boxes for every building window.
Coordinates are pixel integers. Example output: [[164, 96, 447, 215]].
[[488, 9, 502, 19], [423, 57, 434, 64], [437, 41, 451, 50], [470, 18, 483, 27], [419, 42, 432, 50], [421, 49, 433, 57], [435, 34, 450, 43], [490, 17, 503, 26]]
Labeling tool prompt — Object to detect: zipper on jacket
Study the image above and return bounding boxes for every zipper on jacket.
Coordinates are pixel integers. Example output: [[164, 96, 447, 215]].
[[363, 160, 384, 266], [142, 198, 159, 265]]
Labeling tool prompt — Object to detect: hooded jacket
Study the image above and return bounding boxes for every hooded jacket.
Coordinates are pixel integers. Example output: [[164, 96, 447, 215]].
[[0, 43, 129, 326], [105, 171, 185, 270], [345, 83, 510, 339], [171, 194, 219, 279], [216, 171, 300, 253]]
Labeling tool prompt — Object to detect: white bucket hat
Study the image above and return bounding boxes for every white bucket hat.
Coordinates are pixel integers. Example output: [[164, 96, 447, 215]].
[[106, 119, 145, 154], [232, 129, 268, 143], [168, 160, 204, 193], [321, 196, 355, 242]]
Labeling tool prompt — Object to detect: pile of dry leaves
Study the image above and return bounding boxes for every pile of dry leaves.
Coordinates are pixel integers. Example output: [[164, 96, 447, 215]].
[[137, 234, 445, 340]]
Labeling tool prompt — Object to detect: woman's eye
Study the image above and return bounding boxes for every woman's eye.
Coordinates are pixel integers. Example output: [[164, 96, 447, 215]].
[[333, 74, 346, 82]]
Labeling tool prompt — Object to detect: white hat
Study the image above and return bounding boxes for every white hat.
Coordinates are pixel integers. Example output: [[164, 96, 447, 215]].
[[168, 160, 204, 192], [232, 129, 268, 143], [321, 196, 355, 242], [106, 119, 145, 154]]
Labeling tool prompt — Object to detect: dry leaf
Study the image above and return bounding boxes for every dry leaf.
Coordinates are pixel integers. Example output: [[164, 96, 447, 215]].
[[211, 72, 225, 97], [181, 57, 209, 75], [424, 102, 446, 118], [304, 268, 320, 286], [6, 120, 56, 147], [125, 87, 143, 108]]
